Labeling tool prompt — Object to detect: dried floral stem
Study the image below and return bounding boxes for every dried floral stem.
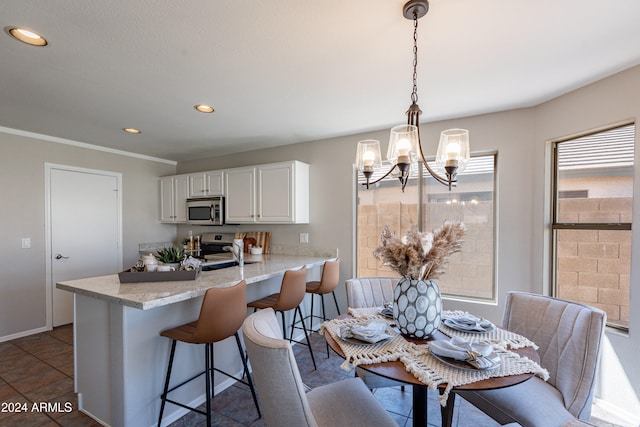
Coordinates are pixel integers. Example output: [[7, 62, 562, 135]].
[[373, 221, 466, 281]]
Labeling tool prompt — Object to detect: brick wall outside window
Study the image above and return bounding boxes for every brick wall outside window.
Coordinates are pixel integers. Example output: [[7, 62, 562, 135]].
[[556, 198, 632, 327], [357, 199, 494, 300]]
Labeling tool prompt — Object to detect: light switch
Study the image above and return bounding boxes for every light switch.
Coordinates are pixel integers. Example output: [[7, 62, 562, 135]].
[[21, 237, 31, 249]]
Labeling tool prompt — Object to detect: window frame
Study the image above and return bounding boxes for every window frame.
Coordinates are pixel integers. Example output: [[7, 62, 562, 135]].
[[550, 123, 634, 332]]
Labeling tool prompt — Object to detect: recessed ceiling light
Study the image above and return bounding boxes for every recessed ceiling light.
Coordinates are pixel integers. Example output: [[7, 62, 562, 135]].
[[123, 128, 141, 134], [194, 104, 215, 113], [5, 27, 48, 46]]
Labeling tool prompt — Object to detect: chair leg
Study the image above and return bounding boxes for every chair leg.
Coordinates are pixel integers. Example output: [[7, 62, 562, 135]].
[[331, 290, 341, 315], [235, 332, 261, 418], [209, 343, 215, 399], [297, 305, 317, 370], [204, 344, 212, 427], [158, 339, 177, 427], [309, 293, 315, 331], [279, 310, 287, 340], [289, 307, 298, 341], [320, 294, 330, 357]]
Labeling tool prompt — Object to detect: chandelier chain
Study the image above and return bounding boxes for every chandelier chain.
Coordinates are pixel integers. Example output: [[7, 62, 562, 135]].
[[411, 12, 419, 104]]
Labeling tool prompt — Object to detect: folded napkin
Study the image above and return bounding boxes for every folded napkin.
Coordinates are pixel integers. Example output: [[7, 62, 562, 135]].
[[379, 307, 394, 318], [443, 313, 495, 333], [429, 337, 500, 369], [339, 320, 392, 344]]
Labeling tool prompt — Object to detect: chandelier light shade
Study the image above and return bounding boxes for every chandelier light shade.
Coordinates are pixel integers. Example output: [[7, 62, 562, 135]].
[[355, 139, 382, 187], [387, 124, 419, 164], [355, 0, 471, 192], [436, 128, 470, 176]]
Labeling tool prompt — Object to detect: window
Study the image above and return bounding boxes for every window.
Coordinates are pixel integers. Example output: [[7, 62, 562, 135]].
[[552, 123, 634, 331], [356, 154, 496, 301]]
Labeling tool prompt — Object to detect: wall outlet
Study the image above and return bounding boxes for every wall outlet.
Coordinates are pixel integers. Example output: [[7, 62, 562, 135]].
[[21, 237, 31, 249], [299, 233, 309, 244]]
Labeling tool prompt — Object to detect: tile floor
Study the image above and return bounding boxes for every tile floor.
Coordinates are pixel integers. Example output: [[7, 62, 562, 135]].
[[0, 325, 628, 427]]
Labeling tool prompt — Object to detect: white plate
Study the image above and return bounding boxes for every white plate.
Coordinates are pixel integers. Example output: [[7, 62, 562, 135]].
[[430, 351, 500, 371]]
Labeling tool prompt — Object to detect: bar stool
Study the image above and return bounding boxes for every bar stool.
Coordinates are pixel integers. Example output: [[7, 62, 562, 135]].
[[246, 266, 316, 370], [305, 258, 340, 330], [292, 259, 340, 357], [157, 280, 260, 427]]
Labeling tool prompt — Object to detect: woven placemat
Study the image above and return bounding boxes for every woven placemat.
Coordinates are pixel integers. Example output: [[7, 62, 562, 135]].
[[319, 318, 414, 371]]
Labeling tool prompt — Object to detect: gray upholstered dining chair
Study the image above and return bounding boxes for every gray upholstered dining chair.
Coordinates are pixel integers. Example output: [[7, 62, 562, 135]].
[[345, 277, 403, 390], [242, 307, 398, 427], [345, 277, 399, 309], [451, 291, 606, 427]]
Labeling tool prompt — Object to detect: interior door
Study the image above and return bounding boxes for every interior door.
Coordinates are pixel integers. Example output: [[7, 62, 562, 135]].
[[49, 166, 121, 326]]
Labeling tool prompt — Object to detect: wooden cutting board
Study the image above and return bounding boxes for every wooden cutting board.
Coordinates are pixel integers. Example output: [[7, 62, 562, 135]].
[[243, 232, 271, 254]]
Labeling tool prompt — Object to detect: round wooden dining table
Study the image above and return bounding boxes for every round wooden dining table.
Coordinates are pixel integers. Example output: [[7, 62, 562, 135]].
[[323, 323, 539, 427]]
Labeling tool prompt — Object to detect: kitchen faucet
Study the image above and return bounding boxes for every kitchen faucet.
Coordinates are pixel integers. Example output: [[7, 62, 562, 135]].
[[223, 241, 244, 267]]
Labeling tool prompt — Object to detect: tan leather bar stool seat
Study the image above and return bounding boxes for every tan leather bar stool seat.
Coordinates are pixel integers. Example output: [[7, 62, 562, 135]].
[[247, 266, 316, 369], [158, 280, 260, 427]]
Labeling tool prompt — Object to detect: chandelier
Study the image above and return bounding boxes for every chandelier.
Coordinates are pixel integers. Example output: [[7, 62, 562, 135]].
[[355, 0, 470, 191]]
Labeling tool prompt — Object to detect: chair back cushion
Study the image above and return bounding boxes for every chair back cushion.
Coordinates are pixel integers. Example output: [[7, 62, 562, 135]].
[[345, 277, 399, 308], [274, 266, 308, 311], [242, 308, 318, 427], [195, 280, 246, 343], [502, 292, 606, 419], [314, 258, 340, 293]]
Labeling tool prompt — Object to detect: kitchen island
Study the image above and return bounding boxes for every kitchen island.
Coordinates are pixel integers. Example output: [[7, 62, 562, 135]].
[[57, 253, 332, 427]]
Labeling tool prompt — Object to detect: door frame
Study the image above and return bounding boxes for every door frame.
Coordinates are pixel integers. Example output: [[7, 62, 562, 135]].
[[44, 163, 123, 329]]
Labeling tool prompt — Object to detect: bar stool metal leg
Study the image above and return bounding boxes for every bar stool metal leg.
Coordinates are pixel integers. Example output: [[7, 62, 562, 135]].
[[204, 343, 212, 427], [158, 339, 177, 427], [293, 306, 316, 370], [235, 332, 261, 418]]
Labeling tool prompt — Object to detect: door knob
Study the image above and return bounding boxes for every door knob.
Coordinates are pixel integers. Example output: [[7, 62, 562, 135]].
[[55, 254, 70, 260]]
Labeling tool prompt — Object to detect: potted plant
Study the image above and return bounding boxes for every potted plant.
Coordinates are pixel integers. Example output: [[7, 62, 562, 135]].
[[373, 220, 466, 339], [155, 246, 185, 268]]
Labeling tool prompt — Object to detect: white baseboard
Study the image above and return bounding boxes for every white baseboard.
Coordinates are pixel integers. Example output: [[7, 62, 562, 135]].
[[0, 326, 50, 343]]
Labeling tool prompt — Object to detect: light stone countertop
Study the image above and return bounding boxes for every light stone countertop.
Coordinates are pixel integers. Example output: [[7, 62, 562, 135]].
[[56, 254, 330, 310]]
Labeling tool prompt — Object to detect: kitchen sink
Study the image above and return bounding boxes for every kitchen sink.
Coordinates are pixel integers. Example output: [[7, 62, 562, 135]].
[[201, 260, 257, 271]]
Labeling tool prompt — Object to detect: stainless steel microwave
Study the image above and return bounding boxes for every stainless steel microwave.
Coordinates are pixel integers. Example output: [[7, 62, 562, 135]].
[[186, 197, 224, 225]]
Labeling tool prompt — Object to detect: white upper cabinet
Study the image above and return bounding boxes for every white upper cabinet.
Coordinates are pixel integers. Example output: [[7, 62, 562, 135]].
[[225, 161, 309, 224], [225, 167, 256, 223], [188, 170, 224, 198], [160, 175, 189, 223]]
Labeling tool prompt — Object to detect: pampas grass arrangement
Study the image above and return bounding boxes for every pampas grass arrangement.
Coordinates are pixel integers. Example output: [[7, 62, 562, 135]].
[[373, 220, 467, 281]]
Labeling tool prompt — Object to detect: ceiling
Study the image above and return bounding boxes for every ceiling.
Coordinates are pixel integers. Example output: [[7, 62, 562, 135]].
[[2, 0, 640, 162]]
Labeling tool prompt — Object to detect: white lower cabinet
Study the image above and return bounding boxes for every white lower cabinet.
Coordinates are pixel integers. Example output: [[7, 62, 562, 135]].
[[160, 175, 188, 222], [225, 161, 309, 224]]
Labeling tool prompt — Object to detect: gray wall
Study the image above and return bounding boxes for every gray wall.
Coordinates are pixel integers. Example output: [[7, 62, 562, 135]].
[[0, 132, 177, 339]]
